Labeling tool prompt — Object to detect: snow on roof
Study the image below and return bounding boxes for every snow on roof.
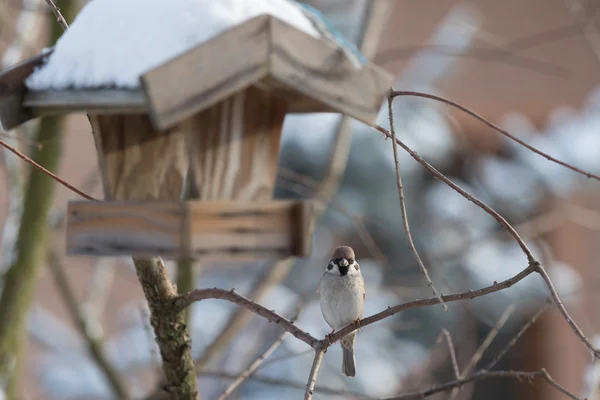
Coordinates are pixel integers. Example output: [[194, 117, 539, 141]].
[[25, 0, 323, 90]]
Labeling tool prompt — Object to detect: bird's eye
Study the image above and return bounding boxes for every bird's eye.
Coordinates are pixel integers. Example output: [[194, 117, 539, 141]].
[[348, 259, 354, 264]]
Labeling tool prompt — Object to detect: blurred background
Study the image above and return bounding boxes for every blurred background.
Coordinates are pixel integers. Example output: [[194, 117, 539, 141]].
[[2, 0, 600, 399]]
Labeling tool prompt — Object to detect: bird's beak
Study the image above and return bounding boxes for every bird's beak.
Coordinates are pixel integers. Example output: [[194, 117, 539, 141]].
[[340, 258, 349, 267]]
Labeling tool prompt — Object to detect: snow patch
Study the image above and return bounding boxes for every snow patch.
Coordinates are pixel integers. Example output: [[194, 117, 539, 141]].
[[26, 0, 321, 90]]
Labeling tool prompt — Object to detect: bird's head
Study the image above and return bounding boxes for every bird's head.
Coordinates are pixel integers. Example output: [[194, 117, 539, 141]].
[[325, 246, 360, 276]]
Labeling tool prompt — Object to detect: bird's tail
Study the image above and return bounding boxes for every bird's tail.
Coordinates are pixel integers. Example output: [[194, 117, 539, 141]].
[[341, 332, 356, 377]]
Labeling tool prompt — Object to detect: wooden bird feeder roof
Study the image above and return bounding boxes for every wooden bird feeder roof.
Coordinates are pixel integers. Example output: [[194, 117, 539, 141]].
[[0, 14, 394, 133]]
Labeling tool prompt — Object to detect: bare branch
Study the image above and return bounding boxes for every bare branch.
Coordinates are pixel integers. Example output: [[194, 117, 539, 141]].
[[463, 304, 515, 377], [196, 260, 293, 370], [47, 249, 129, 399], [173, 288, 319, 347], [390, 90, 600, 183], [383, 369, 582, 400], [375, 124, 534, 259], [483, 303, 550, 372], [449, 304, 516, 400], [196, 369, 367, 397], [386, 93, 447, 311], [217, 330, 289, 400], [44, 0, 69, 30], [374, 123, 600, 358], [439, 329, 460, 379], [174, 269, 531, 352], [304, 349, 326, 400], [278, 168, 387, 263], [536, 266, 599, 357], [0, 138, 97, 201]]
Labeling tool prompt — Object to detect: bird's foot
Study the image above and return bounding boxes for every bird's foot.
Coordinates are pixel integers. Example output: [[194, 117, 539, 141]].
[[326, 329, 336, 345], [353, 318, 362, 332]]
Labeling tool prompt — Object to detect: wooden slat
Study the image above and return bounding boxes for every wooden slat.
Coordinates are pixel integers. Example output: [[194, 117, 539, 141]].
[[140, 15, 272, 131], [89, 114, 187, 201], [268, 17, 394, 126], [180, 86, 287, 201], [66, 200, 313, 259], [0, 52, 49, 131], [23, 89, 147, 115]]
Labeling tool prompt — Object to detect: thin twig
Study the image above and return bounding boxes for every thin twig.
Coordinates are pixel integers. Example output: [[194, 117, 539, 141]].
[[390, 90, 600, 183], [257, 349, 314, 370], [47, 249, 129, 399], [374, 125, 533, 259], [382, 369, 582, 400], [387, 93, 447, 311], [196, 260, 293, 371], [304, 349, 326, 400], [562, 0, 600, 68], [278, 169, 387, 263], [174, 288, 318, 347], [536, 266, 599, 358], [0, 138, 96, 201], [448, 304, 516, 400], [217, 330, 289, 400], [44, 0, 68, 30], [374, 123, 600, 358], [483, 303, 550, 372], [0, 132, 42, 150], [1, 2, 95, 202], [196, 369, 367, 397], [439, 329, 460, 379]]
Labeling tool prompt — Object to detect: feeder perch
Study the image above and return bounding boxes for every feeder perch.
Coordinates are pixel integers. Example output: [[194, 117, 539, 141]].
[[0, 14, 394, 261]]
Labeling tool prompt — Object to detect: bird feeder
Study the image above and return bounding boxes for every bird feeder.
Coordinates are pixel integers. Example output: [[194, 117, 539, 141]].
[[0, 15, 393, 261]]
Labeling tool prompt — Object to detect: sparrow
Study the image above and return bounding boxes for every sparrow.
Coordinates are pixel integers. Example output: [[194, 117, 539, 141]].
[[318, 245, 365, 377]]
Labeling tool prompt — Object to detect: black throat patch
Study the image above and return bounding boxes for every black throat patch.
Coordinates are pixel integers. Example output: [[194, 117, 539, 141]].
[[338, 265, 349, 276]]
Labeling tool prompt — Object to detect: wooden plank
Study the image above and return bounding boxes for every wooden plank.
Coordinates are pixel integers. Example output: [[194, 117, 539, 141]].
[[140, 15, 272, 131], [268, 17, 395, 126], [0, 52, 50, 131], [67, 201, 186, 256], [23, 89, 147, 115], [66, 200, 313, 259], [89, 114, 187, 201], [180, 86, 288, 201]]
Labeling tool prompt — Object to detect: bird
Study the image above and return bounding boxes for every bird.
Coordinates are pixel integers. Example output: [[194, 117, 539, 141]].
[[318, 245, 365, 377]]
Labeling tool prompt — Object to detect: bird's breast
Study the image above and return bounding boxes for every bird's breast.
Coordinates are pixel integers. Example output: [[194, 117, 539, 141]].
[[319, 275, 364, 330]]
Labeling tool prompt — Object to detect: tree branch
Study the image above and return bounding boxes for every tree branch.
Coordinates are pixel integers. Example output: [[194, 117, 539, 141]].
[[374, 123, 600, 358], [217, 330, 288, 400], [0, 138, 96, 201], [390, 90, 600, 183], [449, 304, 516, 400], [482, 303, 550, 372], [195, 259, 294, 370], [439, 329, 460, 379], [173, 288, 318, 347], [44, 0, 68, 30], [382, 369, 582, 400], [304, 349, 326, 400], [47, 249, 129, 399], [386, 93, 447, 311]]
